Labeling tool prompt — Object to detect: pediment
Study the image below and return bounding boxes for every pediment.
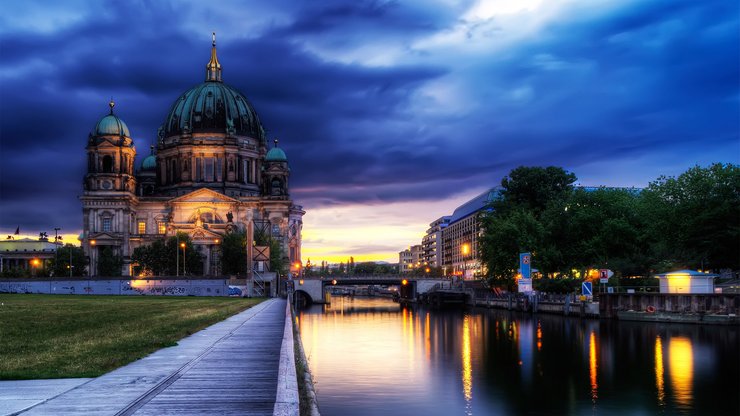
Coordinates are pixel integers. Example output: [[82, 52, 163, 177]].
[[170, 188, 239, 204], [189, 227, 224, 241]]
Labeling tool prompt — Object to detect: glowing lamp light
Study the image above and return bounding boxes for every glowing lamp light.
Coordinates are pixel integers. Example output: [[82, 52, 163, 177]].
[[332, 279, 337, 285], [293, 262, 302, 270], [31, 259, 40, 266], [90, 240, 96, 246], [180, 242, 186, 248], [425, 268, 430, 273], [402, 279, 408, 286], [299, 279, 304, 285]]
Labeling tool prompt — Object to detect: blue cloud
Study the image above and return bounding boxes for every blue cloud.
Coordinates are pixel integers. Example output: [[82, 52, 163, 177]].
[[0, 0, 737, 235]]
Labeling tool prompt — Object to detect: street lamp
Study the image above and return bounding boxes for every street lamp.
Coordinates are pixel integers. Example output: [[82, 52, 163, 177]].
[[53, 227, 61, 274], [180, 242, 186, 275], [31, 258, 40, 277], [176, 234, 180, 277]]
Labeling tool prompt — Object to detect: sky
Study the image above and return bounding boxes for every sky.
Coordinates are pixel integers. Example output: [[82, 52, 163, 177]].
[[0, 0, 738, 263]]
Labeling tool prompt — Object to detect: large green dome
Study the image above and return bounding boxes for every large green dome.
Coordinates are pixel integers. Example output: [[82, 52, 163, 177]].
[[161, 81, 264, 140]]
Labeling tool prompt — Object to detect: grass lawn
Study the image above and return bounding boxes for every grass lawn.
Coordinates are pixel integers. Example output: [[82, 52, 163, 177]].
[[0, 294, 264, 380]]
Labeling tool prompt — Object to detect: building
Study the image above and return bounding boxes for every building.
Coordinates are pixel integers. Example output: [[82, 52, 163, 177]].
[[81, 35, 304, 279], [421, 216, 450, 267], [0, 238, 59, 275], [441, 188, 500, 278], [399, 244, 422, 273]]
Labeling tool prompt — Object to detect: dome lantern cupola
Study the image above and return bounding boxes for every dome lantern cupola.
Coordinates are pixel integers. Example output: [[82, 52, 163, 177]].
[[206, 32, 222, 82]]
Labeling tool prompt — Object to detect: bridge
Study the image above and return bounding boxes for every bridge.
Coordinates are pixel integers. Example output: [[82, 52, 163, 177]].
[[292, 276, 450, 305]]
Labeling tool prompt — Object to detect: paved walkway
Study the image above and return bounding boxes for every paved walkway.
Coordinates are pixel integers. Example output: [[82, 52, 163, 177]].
[[8, 298, 286, 416]]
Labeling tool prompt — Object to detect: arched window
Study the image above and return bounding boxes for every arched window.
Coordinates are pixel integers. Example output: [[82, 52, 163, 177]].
[[271, 178, 282, 196], [102, 155, 113, 173]]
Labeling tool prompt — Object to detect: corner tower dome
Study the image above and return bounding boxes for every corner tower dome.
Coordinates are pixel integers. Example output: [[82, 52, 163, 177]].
[[94, 99, 131, 137], [266, 139, 288, 162], [160, 33, 265, 141]]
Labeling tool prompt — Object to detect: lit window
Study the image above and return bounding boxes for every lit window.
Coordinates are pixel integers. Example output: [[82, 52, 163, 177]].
[[138, 221, 146, 234], [158, 222, 166, 234], [102, 218, 112, 232]]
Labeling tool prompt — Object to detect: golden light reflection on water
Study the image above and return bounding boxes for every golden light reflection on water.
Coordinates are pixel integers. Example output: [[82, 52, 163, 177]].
[[655, 335, 665, 406], [462, 315, 473, 414], [536, 321, 542, 351], [669, 336, 693, 409], [589, 331, 598, 402], [425, 312, 431, 362]]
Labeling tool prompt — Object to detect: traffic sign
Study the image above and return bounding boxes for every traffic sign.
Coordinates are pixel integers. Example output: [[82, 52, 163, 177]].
[[520, 253, 531, 279], [582, 282, 593, 296], [599, 269, 613, 284], [518, 279, 533, 293]]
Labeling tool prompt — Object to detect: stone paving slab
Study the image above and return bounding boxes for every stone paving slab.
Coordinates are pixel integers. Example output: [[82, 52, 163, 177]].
[[14, 298, 285, 416], [0, 379, 92, 416]]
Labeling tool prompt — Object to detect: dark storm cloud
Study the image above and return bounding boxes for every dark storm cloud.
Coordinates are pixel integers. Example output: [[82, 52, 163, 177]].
[[0, 0, 737, 235]]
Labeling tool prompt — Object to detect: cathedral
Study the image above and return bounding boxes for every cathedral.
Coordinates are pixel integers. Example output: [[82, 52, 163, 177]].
[[80, 35, 304, 278]]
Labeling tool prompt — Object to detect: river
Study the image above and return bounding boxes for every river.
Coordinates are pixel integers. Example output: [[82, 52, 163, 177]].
[[297, 297, 739, 416]]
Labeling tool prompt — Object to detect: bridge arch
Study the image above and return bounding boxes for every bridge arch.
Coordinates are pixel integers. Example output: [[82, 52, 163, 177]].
[[294, 289, 314, 307]]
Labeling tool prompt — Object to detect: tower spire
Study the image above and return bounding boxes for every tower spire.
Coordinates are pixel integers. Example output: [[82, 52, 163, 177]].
[[206, 32, 222, 82], [109, 97, 115, 114]]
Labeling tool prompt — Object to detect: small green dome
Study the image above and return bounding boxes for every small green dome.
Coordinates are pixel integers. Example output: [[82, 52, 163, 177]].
[[266, 147, 287, 162], [141, 155, 157, 171], [94, 100, 131, 137], [95, 114, 131, 137]]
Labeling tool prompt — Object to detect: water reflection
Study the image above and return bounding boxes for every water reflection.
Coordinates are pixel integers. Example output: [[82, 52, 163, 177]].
[[589, 330, 598, 403], [298, 297, 738, 416], [669, 336, 693, 410], [655, 335, 665, 406]]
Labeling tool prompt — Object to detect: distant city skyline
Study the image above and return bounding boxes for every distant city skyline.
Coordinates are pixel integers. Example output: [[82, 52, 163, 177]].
[[1, 0, 738, 263]]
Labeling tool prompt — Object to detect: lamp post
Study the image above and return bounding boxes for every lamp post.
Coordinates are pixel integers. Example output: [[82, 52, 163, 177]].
[[180, 242, 186, 276], [176, 234, 179, 277], [69, 246, 73, 278], [53, 227, 61, 274]]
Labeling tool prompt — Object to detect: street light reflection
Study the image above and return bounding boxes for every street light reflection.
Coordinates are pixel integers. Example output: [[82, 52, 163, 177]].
[[669, 337, 693, 409], [462, 315, 473, 411]]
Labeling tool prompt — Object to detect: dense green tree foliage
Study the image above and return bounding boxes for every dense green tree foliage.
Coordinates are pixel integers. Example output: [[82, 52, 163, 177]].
[[50, 244, 87, 277], [131, 233, 203, 276], [640, 163, 739, 270], [97, 246, 123, 277], [221, 230, 247, 275], [480, 164, 739, 288]]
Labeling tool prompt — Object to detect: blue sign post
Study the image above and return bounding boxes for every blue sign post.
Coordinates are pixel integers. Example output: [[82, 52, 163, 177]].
[[519, 253, 531, 279], [582, 282, 593, 296]]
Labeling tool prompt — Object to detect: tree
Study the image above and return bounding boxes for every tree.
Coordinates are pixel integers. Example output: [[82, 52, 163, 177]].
[[480, 166, 575, 287], [269, 238, 287, 277], [131, 233, 203, 276], [641, 163, 740, 271], [98, 246, 123, 276], [221, 230, 247, 275], [496, 166, 577, 215], [479, 209, 544, 289], [51, 244, 87, 277]]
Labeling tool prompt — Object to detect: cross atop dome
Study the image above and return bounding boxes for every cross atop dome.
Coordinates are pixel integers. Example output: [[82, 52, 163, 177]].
[[206, 32, 222, 82]]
